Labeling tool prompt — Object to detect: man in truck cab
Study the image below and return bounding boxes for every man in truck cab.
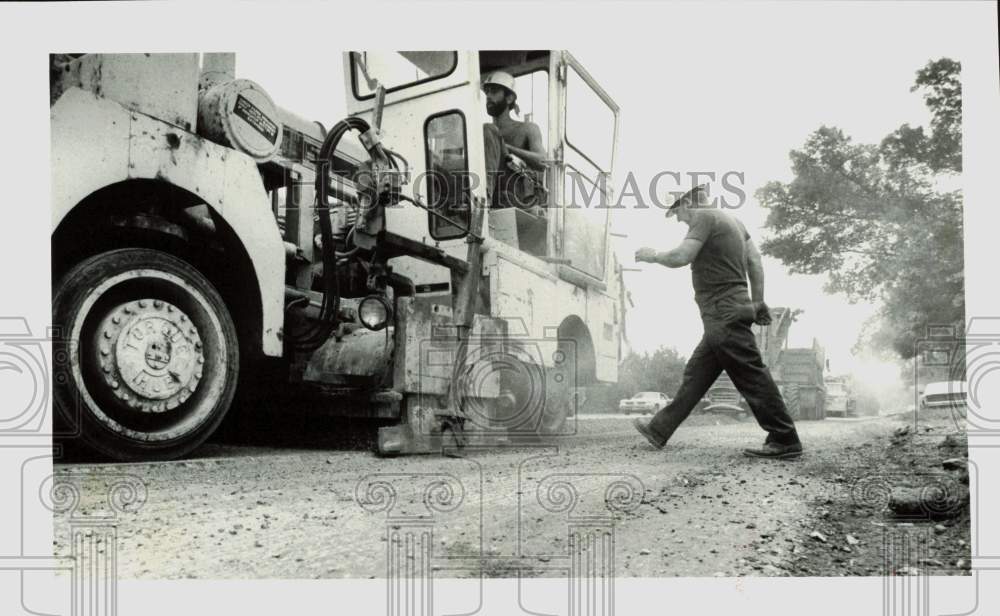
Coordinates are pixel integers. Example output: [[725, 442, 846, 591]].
[[631, 184, 803, 460], [481, 71, 548, 212]]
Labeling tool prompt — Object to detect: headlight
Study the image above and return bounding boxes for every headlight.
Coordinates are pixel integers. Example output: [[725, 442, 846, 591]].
[[359, 295, 391, 331]]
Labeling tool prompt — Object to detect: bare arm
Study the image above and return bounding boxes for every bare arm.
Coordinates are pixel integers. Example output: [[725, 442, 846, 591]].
[[505, 123, 547, 171], [636, 239, 704, 268], [745, 239, 765, 302]]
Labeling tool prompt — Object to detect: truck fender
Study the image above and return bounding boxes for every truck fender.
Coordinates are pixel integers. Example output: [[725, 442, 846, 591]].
[[51, 87, 285, 357]]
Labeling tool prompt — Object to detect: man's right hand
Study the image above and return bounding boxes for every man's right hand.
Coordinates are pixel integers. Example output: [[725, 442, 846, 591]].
[[635, 247, 658, 263], [504, 153, 527, 172], [753, 301, 772, 325]]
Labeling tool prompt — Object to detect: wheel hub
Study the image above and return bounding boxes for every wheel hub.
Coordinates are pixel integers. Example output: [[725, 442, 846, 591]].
[[95, 299, 205, 413]]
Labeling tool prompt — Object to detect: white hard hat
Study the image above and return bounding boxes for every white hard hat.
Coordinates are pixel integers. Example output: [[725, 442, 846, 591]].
[[482, 71, 516, 95]]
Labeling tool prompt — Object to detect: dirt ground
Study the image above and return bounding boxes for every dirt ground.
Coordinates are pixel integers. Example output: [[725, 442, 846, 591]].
[[52, 409, 971, 579]]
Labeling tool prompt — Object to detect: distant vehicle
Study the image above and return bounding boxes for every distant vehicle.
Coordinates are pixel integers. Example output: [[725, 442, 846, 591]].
[[619, 392, 670, 415], [696, 395, 712, 413], [919, 381, 967, 411], [704, 374, 750, 419], [752, 309, 825, 420], [824, 376, 855, 418]]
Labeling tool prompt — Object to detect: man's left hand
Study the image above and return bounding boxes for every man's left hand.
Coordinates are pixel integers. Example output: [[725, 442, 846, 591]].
[[753, 301, 773, 325], [635, 247, 658, 263]]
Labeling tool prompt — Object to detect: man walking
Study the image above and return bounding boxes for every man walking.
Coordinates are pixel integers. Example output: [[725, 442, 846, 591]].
[[633, 184, 803, 459]]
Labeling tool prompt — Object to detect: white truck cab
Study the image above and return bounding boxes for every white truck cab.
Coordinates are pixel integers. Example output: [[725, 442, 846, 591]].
[[344, 50, 623, 384]]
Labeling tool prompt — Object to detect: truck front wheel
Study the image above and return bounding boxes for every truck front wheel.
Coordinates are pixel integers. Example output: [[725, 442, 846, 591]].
[[53, 248, 239, 461]]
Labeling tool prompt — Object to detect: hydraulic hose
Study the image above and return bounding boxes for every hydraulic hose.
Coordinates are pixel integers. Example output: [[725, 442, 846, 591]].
[[292, 116, 373, 351]]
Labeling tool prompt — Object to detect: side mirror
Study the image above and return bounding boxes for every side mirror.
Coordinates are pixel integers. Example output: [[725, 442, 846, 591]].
[[424, 111, 470, 240]]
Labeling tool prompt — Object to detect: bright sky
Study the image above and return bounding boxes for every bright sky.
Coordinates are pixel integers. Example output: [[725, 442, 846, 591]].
[[235, 3, 972, 384], [571, 7, 971, 379]]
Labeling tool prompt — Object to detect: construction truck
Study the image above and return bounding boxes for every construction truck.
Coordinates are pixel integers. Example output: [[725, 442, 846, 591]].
[[50, 51, 624, 461], [823, 375, 856, 418], [778, 342, 827, 420], [703, 307, 826, 420], [755, 307, 826, 420]]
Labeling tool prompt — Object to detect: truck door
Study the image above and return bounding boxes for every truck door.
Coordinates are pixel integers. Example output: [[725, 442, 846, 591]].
[[343, 51, 484, 292], [552, 51, 620, 285], [552, 52, 622, 384]]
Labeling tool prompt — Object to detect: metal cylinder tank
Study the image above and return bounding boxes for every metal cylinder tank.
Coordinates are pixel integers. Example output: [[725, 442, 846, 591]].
[[197, 78, 282, 162]]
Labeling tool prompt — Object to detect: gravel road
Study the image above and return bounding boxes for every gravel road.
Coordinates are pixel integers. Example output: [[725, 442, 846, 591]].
[[53, 410, 971, 579]]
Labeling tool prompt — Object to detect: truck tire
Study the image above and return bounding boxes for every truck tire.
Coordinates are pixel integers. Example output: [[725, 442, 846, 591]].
[[53, 248, 239, 461]]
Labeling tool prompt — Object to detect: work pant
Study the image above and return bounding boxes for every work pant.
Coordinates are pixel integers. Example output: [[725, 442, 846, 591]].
[[647, 317, 801, 446]]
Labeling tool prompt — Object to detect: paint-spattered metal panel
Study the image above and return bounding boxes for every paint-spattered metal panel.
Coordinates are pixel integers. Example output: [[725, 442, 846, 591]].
[[394, 297, 458, 395], [51, 88, 286, 357], [50, 88, 130, 228], [55, 53, 200, 131], [586, 289, 619, 383], [303, 327, 394, 386], [490, 250, 566, 367], [393, 297, 504, 399]]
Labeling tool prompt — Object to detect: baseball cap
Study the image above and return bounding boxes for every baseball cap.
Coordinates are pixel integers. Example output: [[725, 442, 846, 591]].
[[666, 184, 710, 217]]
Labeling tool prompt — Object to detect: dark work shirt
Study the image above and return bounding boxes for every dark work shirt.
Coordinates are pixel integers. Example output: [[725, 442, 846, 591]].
[[684, 208, 752, 320]]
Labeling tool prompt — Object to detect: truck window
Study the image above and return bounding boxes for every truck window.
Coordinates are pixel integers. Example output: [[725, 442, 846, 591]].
[[424, 110, 470, 240], [561, 63, 615, 281], [562, 161, 609, 280], [351, 51, 457, 99], [565, 64, 615, 173], [517, 70, 549, 141]]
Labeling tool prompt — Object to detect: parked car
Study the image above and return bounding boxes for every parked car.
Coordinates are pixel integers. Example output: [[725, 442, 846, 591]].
[[619, 391, 670, 415], [919, 381, 967, 411]]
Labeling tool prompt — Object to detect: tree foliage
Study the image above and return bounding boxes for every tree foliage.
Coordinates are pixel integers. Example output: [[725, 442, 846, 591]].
[[619, 346, 687, 396], [756, 58, 963, 359], [582, 347, 687, 412]]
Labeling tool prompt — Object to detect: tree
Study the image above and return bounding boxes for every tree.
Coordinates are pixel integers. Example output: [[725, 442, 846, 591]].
[[581, 346, 687, 412], [756, 58, 963, 359], [621, 346, 687, 395]]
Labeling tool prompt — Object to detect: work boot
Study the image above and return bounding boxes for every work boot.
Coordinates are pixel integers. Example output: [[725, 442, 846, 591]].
[[633, 418, 666, 450], [742, 441, 803, 460]]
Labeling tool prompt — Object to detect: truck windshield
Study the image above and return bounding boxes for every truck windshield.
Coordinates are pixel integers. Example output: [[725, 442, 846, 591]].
[[351, 51, 457, 99]]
